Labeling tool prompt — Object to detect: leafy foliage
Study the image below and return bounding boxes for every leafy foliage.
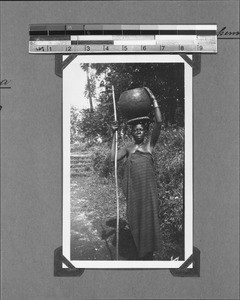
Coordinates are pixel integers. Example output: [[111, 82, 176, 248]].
[[77, 63, 184, 142], [153, 128, 184, 260], [92, 142, 126, 180], [92, 144, 113, 178]]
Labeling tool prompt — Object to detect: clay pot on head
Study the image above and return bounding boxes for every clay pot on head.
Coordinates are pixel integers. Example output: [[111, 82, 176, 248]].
[[118, 88, 152, 121]]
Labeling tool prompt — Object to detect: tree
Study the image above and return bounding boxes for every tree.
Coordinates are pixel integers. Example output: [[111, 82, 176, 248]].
[[70, 106, 82, 144], [78, 63, 184, 142], [85, 64, 95, 112], [81, 63, 97, 112]]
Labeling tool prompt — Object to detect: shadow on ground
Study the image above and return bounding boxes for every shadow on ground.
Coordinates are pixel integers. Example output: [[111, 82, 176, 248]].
[[101, 217, 139, 260]]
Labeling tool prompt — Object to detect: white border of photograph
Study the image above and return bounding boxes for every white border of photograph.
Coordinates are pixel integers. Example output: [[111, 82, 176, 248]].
[[62, 54, 193, 269]]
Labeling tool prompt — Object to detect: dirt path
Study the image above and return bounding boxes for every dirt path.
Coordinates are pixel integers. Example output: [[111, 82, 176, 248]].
[[71, 176, 114, 260], [70, 172, 139, 261]]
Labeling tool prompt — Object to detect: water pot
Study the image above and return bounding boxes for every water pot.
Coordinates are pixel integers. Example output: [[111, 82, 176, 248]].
[[118, 88, 152, 121]]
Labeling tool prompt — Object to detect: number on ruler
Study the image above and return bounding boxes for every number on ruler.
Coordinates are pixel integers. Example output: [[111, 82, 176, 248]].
[[179, 45, 184, 51], [197, 45, 203, 51], [122, 45, 128, 51], [36, 46, 45, 51], [104, 45, 109, 51], [47, 46, 52, 51], [66, 46, 71, 51], [85, 45, 91, 51], [141, 45, 147, 51], [159, 45, 165, 51]]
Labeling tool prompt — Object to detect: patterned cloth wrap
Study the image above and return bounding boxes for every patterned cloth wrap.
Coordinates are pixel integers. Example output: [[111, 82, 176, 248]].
[[122, 150, 162, 258]]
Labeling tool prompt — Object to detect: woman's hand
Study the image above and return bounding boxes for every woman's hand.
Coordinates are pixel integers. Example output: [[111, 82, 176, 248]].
[[144, 87, 159, 110], [143, 87, 157, 102], [111, 121, 119, 132]]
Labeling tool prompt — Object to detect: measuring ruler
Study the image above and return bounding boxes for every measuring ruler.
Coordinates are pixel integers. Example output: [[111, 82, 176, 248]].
[[29, 24, 217, 53]]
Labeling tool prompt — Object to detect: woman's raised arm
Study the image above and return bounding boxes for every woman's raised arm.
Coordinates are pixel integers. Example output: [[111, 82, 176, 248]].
[[144, 87, 162, 150]]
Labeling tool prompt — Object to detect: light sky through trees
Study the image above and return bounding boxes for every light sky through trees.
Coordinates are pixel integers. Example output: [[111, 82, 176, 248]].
[[63, 55, 92, 110]]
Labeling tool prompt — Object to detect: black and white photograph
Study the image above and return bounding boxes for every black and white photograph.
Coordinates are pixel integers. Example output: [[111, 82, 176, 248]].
[[63, 55, 193, 268], [1, 1, 239, 298]]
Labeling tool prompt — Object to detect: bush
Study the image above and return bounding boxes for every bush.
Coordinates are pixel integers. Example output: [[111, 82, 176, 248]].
[[153, 127, 184, 260], [92, 140, 129, 180], [92, 145, 113, 178]]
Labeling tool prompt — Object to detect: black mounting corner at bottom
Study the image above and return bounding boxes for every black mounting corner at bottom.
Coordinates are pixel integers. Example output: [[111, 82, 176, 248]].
[[169, 246, 200, 277], [54, 246, 199, 276], [54, 246, 85, 277]]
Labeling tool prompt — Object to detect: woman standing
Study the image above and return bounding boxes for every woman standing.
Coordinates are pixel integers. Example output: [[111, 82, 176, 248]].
[[111, 87, 162, 260]]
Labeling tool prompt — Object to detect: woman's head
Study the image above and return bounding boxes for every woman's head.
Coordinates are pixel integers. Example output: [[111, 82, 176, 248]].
[[131, 122, 149, 144]]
